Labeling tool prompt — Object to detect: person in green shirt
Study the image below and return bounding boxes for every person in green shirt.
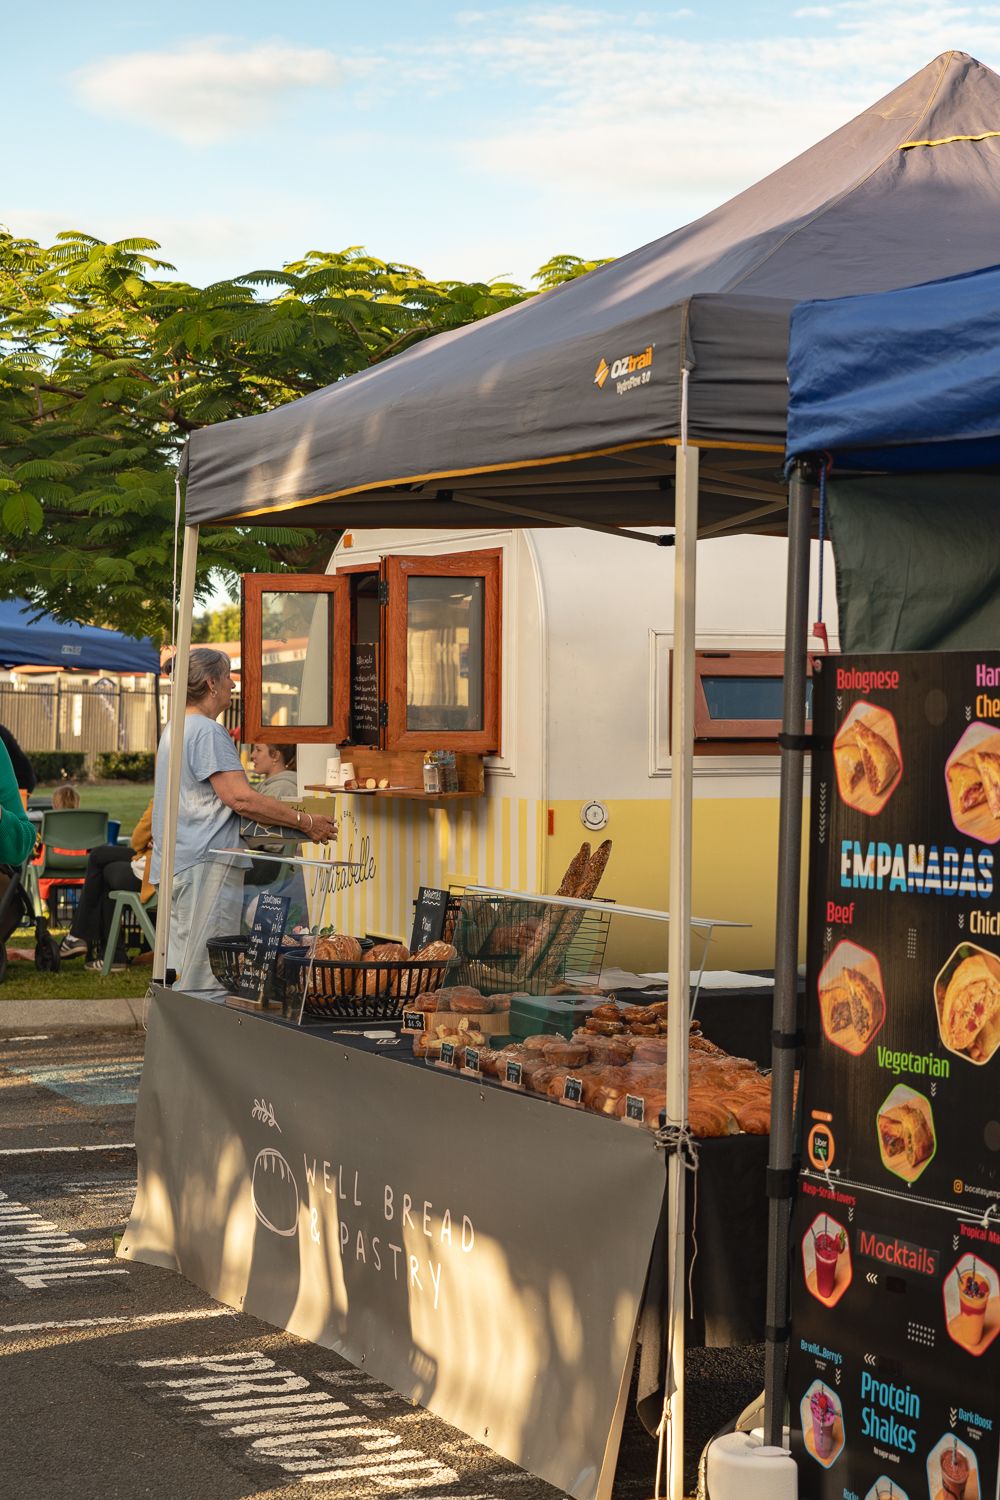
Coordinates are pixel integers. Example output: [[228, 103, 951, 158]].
[[0, 736, 36, 866]]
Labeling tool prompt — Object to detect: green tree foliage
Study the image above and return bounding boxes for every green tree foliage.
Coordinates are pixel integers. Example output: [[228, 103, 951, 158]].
[[0, 232, 603, 640], [191, 603, 242, 643]]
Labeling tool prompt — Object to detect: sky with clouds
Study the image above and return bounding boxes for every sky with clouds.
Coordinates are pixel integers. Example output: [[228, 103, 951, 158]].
[[7, 2, 1000, 287]]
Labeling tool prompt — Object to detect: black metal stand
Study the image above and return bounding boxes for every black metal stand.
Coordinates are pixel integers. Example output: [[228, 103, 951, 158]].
[[763, 457, 817, 1446]]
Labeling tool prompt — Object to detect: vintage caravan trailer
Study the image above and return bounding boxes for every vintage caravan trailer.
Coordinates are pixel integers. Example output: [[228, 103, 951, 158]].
[[244, 525, 837, 973]]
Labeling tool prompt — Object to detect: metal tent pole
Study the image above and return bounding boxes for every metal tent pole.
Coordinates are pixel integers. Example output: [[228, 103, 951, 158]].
[[665, 431, 698, 1500], [763, 458, 815, 1447], [152, 524, 200, 984]]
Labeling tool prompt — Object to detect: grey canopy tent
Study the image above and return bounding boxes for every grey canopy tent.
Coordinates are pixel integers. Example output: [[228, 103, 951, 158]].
[[163, 51, 1000, 1498]]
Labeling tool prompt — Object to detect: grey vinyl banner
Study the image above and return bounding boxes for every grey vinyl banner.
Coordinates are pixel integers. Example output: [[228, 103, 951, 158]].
[[121, 989, 667, 1500]]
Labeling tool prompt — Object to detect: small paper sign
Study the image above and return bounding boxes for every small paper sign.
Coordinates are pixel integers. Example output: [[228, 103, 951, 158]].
[[505, 1059, 523, 1087], [439, 1041, 456, 1067], [563, 1075, 584, 1104], [463, 1046, 481, 1074], [403, 1010, 427, 1032], [625, 1094, 645, 1123]]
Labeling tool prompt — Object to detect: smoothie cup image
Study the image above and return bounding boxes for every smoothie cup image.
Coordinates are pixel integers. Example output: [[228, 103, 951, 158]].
[[815, 1230, 841, 1299], [957, 1268, 990, 1347], [940, 1444, 971, 1498], [810, 1389, 836, 1458]]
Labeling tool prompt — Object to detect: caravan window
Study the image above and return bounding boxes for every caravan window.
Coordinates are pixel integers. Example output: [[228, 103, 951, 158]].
[[241, 574, 349, 744], [384, 550, 501, 753], [694, 651, 812, 743]]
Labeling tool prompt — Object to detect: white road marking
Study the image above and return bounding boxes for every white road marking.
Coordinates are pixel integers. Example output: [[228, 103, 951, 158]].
[[1, 1306, 237, 1334], [0, 1188, 127, 1287], [0, 1142, 135, 1155], [5, 1034, 51, 1041]]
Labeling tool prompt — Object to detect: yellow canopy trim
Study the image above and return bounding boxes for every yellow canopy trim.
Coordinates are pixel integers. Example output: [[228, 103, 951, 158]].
[[900, 130, 1000, 150]]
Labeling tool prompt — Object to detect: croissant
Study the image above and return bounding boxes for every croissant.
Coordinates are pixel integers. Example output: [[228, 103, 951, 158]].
[[687, 1092, 739, 1138]]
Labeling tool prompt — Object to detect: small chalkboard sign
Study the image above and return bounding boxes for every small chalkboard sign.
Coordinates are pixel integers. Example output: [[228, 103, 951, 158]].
[[403, 1009, 426, 1032], [439, 1041, 456, 1068], [504, 1059, 524, 1088], [624, 1094, 645, 1123], [409, 886, 449, 954], [242, 892, 290, 1000], [463, 1046, 481, 1075], [563, 1075, 583, 1104], [351, 644, 380, 746]]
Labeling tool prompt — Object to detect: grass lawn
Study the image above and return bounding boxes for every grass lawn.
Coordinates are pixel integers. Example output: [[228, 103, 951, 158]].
[[36, 780, 153, 838], [0, 961, 148, 1000]]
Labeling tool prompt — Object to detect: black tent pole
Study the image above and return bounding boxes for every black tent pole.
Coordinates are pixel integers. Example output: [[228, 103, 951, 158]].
[[763, 456, 816, 1447]]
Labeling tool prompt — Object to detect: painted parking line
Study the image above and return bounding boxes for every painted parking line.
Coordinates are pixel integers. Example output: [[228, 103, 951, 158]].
[[7, 1060, 142, 1107], [0, 1188, 127, 1288]]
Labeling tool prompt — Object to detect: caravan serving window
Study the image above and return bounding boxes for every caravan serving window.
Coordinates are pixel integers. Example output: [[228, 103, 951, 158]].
[[241, 575, 350, 744], [694, 651, 812, 742], [241, 549, 502, 753]]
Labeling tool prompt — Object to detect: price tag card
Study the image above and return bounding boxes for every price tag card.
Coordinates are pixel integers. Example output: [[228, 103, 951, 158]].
[[461, 1046, 481, 1076], [403, 1010, 427, 1033], [437, 1041, 457, 1069], [503, 1059, 524, 1089], [623, 1093, 646, 1126], [562, 1075, 584, 1107]]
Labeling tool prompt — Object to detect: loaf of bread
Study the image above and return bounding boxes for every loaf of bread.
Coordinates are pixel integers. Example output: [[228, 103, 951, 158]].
[[414, 940, 457, 963], [362, 941, 410, 995]]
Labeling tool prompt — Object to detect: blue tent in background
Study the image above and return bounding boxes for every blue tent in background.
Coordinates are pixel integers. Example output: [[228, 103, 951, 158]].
[[0, 599, 159, 674], [786, 261, 1000, 470]]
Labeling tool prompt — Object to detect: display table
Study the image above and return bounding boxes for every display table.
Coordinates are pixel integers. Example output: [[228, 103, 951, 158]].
[[121, 987, 769, 1500]]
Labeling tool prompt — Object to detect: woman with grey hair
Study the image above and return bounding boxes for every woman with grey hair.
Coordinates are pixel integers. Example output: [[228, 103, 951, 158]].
[[151, 648, 337, 994]]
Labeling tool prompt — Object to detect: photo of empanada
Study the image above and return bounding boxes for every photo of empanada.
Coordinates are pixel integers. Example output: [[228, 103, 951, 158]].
[[844, 967, 883, 1042], [833, 702, 902, 815], [934, 946, 1000, 1065], [817, 941, 886, 1056], [947, 758, 986, 813], [876, 1085, 936, 1182], [974, 749, 1000, 819], [853, 718, 900, 796]]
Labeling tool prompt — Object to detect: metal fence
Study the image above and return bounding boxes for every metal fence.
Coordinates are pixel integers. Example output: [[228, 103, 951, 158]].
[[0, 682, 163, 755]]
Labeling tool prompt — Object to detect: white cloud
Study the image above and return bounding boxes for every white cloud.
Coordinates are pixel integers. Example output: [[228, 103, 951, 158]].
[[73, 39, 344, 145]]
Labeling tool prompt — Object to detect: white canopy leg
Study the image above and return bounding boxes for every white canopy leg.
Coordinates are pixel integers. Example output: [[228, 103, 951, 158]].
[[665, 430, 698, 1500], [152, 524, 200, 984]]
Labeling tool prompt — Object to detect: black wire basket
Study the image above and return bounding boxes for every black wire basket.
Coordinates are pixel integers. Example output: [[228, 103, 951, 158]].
[[207, 935, 306, 1009], [280, 955, 453, 1023], [450, 893, 611, 996]]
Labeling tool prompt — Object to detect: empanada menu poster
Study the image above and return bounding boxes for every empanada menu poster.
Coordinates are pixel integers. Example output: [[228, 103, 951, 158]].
[[803, 651, 1000, 1205], [789, 651, 1000, 1500]]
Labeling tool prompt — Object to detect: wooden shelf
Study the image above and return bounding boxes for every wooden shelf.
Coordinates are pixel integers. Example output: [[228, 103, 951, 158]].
[[304, 745, 484, 802], [305, 786, 482, 801]]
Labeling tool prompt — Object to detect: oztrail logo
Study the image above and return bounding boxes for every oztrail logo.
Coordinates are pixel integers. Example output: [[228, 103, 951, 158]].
[[594, 344, 654, 395]]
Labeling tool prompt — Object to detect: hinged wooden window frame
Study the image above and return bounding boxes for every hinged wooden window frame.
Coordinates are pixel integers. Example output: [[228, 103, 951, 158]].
[[384, 548, 502, 754], [693, 649, 813, 742], [241, 573, 350, 744]]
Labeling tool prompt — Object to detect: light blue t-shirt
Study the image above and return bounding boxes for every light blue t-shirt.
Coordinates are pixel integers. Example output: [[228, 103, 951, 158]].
[[151, 715, 246, 882]]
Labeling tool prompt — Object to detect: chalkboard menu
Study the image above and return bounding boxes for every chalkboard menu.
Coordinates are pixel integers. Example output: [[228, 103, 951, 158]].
[[241, 891, 290, 1003], [409, 886, 449, 953], [351, 643, 379, 746], [789, 652, 1000, 1500]]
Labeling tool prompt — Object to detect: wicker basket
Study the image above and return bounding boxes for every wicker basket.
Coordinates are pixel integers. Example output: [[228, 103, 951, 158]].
[[207, 935, 306, 1007], [280, 954, 453, 1023]]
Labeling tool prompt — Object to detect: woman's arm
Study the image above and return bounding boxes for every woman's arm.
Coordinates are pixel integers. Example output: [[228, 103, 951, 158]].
[[0, 739, 38, 865], [209, 770, 338, 842], [130, 799, 154, 856]]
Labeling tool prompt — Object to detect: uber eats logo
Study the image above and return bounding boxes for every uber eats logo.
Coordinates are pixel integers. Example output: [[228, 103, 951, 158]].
[[594, 344, 654, 395]]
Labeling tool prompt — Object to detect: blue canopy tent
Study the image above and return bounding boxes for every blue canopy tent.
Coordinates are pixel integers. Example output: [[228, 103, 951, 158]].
[[0, 599, 160, 675], [787, 261, 1000, 471]]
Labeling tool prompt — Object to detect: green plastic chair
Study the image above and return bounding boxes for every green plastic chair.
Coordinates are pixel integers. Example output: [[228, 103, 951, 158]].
[[23, 809, 110, 921], [102, 889, 157, 975]]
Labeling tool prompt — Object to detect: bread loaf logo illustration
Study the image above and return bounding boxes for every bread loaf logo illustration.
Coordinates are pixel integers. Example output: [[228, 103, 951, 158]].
[[251, 1147, 300, 1237]]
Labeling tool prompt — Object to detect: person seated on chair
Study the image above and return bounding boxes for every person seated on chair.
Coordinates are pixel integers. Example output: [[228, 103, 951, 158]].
[[58, 799, 155, 970], [245, 742, 299, 885], [0, 724, 36, 797], [51, 784, 80, 811]]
